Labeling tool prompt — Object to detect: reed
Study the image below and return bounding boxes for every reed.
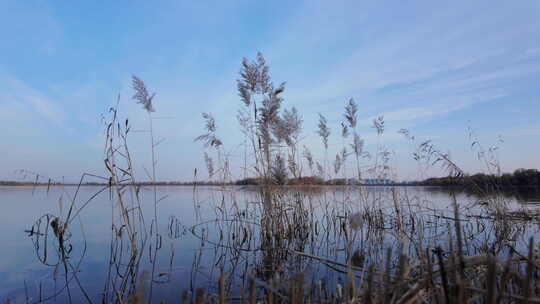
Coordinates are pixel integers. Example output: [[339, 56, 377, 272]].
[[10, 53, 540, 304]]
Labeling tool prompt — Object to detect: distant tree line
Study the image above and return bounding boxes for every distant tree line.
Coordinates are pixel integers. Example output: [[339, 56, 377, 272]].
[[417, 168, 540, 189], [235, 176, 326, 186], [233, 176, 394, 186], [0, 181, 62, 186], [0, 177, 396, 187], [4, 169, 537, 188]]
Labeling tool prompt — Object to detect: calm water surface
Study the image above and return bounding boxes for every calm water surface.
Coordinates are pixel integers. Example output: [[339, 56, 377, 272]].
[[1, 185, 539, 302]]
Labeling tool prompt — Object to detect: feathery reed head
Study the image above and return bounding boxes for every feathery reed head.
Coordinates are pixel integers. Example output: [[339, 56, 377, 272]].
[[317, 113, 331, 150], [131, 75, 156, 113], [195, 112, 223, 148], [344, 98, 358, 128]]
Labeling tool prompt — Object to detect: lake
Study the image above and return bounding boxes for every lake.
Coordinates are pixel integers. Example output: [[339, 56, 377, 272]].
[[1, 185, 539, 303]]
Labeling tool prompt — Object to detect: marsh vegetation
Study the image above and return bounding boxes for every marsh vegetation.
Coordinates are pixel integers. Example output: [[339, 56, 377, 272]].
[[1, 53, 540, 303]]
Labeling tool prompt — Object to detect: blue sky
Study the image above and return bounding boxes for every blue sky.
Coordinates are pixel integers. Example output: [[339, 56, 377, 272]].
[[1, 1, 539, 182]]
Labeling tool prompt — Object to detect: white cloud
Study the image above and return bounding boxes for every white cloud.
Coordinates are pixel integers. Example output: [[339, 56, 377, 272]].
[[0, 76, 65, 125], [379, 107, 435, 123]]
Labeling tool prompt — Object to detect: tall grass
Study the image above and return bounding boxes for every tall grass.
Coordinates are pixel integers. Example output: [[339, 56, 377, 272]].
[[9, 52, 540, 304]]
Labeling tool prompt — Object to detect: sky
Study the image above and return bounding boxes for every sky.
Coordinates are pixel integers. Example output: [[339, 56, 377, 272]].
[[0, 1, 539, 182]]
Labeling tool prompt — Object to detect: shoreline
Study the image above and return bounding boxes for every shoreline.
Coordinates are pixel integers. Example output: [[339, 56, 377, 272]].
[[1, 183, 539, 188]]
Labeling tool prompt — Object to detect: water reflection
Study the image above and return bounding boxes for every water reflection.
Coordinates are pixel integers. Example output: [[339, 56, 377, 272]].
[[0, 185, 539, 302]]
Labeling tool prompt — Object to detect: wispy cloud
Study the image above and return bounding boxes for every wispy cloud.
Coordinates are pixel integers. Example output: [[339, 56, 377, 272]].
[[0, 76, 65, 125]]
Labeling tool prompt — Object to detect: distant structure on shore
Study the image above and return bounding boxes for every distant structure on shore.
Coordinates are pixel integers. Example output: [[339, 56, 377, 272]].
[[346, 178, 395, 185]]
